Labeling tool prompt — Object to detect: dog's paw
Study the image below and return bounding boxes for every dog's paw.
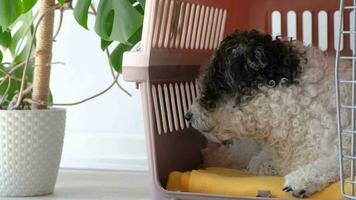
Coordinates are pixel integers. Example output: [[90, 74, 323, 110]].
[[282, 185, 310, 198], [283, 174, 319, 198]]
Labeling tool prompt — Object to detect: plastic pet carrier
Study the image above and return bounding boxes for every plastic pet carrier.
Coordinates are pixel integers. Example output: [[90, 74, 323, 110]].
[[123, 0, 356, 199]]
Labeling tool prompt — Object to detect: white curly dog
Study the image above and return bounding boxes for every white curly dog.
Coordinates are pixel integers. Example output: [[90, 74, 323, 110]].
[[185, 30, 352, 198]]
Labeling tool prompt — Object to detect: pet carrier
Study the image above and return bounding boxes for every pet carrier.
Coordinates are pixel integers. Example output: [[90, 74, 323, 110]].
[[123, 0, 353, 199]]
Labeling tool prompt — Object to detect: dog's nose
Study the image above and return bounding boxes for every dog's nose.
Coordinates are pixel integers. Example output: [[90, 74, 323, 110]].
[[184, 112, 193, 121]]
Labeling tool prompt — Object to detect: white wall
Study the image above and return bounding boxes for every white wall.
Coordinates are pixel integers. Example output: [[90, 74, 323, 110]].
[[50, 11, 148, 171]]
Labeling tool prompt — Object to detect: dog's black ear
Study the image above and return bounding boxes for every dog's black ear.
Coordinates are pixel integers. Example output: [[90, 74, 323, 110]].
[[199, 33, 247, 109], [199, 30, 254, 109]]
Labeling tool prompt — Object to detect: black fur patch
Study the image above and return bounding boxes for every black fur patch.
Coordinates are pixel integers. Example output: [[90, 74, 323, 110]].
[[199, 30, 303, 109]]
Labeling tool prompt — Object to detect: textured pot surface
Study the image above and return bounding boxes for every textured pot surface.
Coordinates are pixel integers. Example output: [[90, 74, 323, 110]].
[[0, 109, 66, 197]]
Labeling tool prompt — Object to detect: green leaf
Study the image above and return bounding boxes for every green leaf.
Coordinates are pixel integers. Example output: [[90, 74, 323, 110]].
[[14, 35, 32, 63], [74, 0, 92, 29], [110, 43, 132, 73], [57, 0, 65, 5], [0, 60, 29, 108], [128, 0, 144, 14], [0, 57, 35, 108], [101, 39, 112, 50], [0, 0, 22, 29], [109, 25, 142, 72], [0, 29, 12, 48], [94, 0, 143, 44], [20, 0, 37, 13], [9, 12, 35, 62], [133, 2, 144, 15], [137, 0, 145, 8], [128, 25, 142, 44], [0, 51, 3, 63], [48, 90, 53, 106], [0, 63, 5, 77]]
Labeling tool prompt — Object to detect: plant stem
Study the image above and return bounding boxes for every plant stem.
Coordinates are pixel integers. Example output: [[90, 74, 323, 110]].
[[13, 5, 58, 109], [52, 72, 120, 106], [31, 0, 56, 109], [53, 9, 64, 41], [0, 68, 22, 81], [90, 4, 131, 96], [0, 57, 33, 88], [104, 48, 131, 96]]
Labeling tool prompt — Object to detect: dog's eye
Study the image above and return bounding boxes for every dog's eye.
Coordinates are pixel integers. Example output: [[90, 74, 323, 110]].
[[222, 140, 233, 146]]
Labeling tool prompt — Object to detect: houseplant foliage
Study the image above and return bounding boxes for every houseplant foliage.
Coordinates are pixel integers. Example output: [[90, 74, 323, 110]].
[[0, 0, 144, 109], [0, 0, 144, 197]]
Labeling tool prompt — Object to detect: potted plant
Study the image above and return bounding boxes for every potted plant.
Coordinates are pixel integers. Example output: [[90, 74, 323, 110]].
[[0, 0, 143, 197]]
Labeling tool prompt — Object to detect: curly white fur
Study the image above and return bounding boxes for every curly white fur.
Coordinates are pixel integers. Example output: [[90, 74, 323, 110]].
[[202, 138, 278, 175], [190, 43, 352, 197]]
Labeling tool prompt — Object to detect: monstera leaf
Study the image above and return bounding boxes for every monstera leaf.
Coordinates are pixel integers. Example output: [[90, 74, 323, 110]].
[[74, 0, 144, 72], [9, 12, 35, 63], [101, 39, 112, 50], [109, 25, 142, 72], [94, 0, 143, 44], [74, 0, 92, 29], [20, 0, 37, 13], [0, 0, 67, 30], [0, 10, 35, 108], [0, 0, 22, 29], [137, 0, 145, 9], [0, 27, 11, 48]]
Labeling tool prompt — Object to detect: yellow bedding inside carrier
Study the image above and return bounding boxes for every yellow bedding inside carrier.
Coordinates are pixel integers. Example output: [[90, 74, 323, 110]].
[[167, 167, 351, 199]]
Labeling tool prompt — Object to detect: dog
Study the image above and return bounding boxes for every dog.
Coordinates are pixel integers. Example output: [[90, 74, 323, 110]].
[[185, 30, 352, 197]]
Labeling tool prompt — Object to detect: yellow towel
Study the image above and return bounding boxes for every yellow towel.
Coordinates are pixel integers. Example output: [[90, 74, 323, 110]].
[[167, 167, 351, 199]]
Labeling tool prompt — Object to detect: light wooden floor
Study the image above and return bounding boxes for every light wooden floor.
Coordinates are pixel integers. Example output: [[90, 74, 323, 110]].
[[1, 169, 151, 200]]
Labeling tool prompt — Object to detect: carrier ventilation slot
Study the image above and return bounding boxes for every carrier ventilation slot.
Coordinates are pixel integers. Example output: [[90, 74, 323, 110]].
[[152, 0, 227, 50], [151, 81, 200, 134], [195, 79, 201, 98], [271, 10, 356, 52]]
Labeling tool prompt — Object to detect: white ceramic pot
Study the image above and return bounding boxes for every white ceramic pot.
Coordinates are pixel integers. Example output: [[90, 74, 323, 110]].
[[0, 109, 66, 197]]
